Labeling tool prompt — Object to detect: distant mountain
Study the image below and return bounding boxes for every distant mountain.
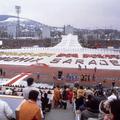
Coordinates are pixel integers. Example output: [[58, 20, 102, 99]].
[[0, 15, 46, 28], [0, 15, 15, 21], [0, 15, 64, 38], [0, 15, 54, 38]]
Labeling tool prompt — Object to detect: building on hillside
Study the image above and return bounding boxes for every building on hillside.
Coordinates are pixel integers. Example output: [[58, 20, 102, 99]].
[[42, 26, 50, 39], [64, 25, 74, 35], [7, 24, 16, 39]]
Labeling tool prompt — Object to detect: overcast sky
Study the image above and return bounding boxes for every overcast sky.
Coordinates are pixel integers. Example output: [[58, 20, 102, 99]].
[[0, 0, 120, 29]]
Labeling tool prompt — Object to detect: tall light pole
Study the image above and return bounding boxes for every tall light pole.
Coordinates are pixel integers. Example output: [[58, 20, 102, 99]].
[[15, 5, 21, 39]]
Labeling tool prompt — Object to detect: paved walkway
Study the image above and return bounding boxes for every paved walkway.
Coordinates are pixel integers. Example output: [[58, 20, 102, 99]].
[[0, 95, 75, 120], [45, 102, 75, 120]]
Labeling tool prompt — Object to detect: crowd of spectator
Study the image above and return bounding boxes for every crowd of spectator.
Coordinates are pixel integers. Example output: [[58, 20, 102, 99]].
[[52, 83, 120, 120], [0, 77, 120, 120], [81, 39, 120, 49]]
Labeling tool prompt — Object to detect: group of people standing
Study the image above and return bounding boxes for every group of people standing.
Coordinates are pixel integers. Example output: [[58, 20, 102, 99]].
[[73, 84, 120, 120], [0, 77, 44, 120], [0, 78, 120, 120], [53, 85, 73, 110], [52, 83, 120, 120]]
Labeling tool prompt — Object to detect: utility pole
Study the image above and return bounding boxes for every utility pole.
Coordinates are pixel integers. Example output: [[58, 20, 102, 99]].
[[15, 5, 21, 40]]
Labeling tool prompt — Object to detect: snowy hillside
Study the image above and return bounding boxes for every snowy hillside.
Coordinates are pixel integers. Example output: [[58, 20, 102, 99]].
[[0, 15, 44, 29]]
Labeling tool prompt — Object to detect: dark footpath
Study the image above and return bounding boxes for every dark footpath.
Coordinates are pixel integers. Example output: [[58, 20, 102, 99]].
[[45, 102, 75, 120]]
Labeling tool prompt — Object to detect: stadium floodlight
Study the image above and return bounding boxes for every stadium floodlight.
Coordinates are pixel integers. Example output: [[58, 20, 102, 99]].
[[15, 6, 21, 15], [15, 5, 21, 39]]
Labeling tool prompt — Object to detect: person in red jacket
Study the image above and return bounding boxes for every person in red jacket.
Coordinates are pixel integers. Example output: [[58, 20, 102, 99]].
[[68, 88, 73, 104]]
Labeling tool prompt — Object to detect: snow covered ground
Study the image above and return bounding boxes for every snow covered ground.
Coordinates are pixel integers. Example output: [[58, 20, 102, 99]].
[[0, 77, 53, 89], [0, 34, 120, 70]]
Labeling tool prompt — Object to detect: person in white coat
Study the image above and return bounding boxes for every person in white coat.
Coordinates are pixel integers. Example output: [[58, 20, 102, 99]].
[[0, 99, 14, 120], [23, 78, 40, 100]]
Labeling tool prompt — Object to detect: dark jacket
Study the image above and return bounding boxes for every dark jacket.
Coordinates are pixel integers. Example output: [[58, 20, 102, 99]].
[[75, 96, 85, 110], [80, 109, 99, 120], [62, 90, 68, 100]]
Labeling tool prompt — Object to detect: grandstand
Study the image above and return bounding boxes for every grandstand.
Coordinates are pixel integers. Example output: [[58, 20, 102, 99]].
[[0, 34, 120, 86]]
